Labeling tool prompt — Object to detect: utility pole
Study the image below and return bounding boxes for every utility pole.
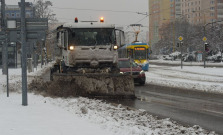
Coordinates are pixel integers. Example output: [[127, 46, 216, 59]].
[[21, 0, 28, 106], [180, 42, 183, 69], [1, 0, 9, 97], [178, 36, 183, 69], [203, 26, 206, 68], [1, 0, 7, 75], [173, 21, 175, 52], [41, 40, 43, 68]]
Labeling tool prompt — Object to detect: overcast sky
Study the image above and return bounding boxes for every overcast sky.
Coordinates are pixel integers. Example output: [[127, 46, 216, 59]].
[[6, 0, 149, 28]]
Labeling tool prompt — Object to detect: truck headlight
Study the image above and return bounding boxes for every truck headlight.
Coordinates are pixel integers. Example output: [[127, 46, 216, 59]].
[[114, 45, 118, 50], [69, 46, 74, 50]]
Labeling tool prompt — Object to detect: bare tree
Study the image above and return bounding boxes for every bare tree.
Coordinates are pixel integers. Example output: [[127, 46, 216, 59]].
[[33, 0, 59, 61], [33, 0, 57, 23]]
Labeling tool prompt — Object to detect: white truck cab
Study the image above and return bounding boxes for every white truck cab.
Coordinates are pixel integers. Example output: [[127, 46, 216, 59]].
[[56, 18, 125, 72]]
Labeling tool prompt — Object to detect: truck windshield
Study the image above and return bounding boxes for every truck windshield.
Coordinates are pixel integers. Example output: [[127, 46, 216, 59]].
[[68, 28, 115, 46]]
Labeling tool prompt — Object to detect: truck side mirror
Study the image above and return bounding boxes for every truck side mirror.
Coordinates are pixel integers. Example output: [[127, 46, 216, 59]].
[[120, 31, 125, 47], [115, 29, 125, 47]]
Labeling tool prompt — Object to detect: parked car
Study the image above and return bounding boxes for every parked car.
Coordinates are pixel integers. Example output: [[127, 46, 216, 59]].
[[207, 52, 223, 62], [118, 58, 146, 85], [162, 55, 174, 60]]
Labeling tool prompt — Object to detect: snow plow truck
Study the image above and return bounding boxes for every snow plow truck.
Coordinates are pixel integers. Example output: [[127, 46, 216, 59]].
[[50, 17, 135, 98]]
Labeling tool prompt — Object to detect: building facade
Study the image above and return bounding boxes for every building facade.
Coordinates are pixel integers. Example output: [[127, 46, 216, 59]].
[[0, 2, 35, 19], [181, 0, 217, 25], [149, 0, 172, 46], [149, 0, 223, 46], [217, 0, 223, 23], [0, 2, 35, 68]]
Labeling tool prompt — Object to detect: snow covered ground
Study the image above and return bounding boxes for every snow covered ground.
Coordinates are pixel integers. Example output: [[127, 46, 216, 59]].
[[0, 62, 220, 135], [147, 61, 223, 94]]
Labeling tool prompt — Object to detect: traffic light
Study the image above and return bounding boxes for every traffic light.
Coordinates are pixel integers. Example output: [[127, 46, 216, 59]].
[[177, 42, 183, 47], [205, 43, 209, 52]]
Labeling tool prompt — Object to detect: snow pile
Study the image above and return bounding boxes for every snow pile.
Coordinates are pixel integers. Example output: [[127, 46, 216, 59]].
[[0, 63, 54, 93], [47, 97, 217, 135]]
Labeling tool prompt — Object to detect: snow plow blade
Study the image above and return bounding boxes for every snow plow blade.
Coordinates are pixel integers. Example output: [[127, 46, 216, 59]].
[[48, 73, 135, 99]]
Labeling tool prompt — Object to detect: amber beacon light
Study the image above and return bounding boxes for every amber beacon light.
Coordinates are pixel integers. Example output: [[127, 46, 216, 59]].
[[100, 17, 104, 23]]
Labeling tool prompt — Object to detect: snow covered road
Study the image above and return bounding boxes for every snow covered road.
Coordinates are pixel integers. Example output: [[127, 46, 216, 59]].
[[146, 65, 223, 94]]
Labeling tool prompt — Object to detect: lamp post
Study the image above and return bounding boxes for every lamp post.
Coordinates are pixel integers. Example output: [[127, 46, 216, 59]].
[[41, 38, 45, 68], [21, 0, 28, 106], [1, 0, 7, 75]]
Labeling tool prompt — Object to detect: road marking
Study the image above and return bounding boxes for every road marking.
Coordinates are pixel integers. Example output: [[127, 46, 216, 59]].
[[202, 109, 223, 115]]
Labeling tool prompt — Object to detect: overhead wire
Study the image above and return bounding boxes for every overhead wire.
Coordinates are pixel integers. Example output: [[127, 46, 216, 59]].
[[52, 7, 137, 14], [52, 3, 205, 28]]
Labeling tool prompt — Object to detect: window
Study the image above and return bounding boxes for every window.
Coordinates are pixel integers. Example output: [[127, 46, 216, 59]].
[[210, 7, 215, 10], [26, 13, 30, 18], [11, 13, 15, 17]]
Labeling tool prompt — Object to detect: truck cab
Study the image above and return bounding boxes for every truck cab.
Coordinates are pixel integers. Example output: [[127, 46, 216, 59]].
[[56, 18, 125, 72]]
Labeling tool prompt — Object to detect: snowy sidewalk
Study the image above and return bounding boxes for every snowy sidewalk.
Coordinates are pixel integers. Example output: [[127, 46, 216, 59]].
[[0, 64, 113, 135], [0, 93, 114, 135]]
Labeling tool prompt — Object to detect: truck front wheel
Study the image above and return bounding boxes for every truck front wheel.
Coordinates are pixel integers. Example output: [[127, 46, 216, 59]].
[[60, 61, 67, 73]]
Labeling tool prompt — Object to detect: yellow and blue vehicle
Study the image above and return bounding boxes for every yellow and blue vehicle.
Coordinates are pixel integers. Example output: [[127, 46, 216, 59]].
[[118, 42, 151, 71]]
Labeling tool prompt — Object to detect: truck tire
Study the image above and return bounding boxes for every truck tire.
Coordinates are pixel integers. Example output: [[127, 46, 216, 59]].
[[139, 81, 145, 85], [60, 61, 67, 73], [111, 65, 120, 73]]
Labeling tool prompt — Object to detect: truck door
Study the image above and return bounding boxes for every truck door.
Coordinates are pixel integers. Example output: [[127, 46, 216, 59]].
[[115, 30, 125, 48]]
